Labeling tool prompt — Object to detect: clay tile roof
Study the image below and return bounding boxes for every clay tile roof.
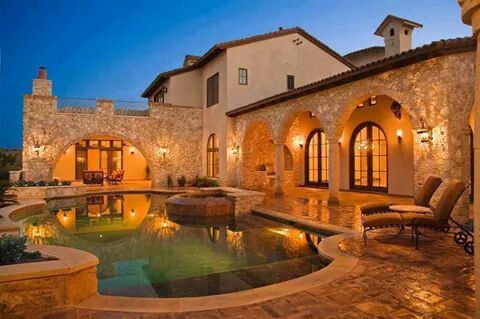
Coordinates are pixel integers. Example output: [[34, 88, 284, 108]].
[[226, 37, 475, 117], [183, 55, 202, 66], [141, 27, 356, 97], [374, 15, 423, 36], [344, 46, 385, 59]]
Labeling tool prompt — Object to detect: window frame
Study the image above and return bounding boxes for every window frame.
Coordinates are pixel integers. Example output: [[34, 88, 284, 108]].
[[238, 68, 248, 85], [207, 134, 220, 178], [207, 73, 219, 107], [305, 129, 329, 187], [287, 74, 295, 90]]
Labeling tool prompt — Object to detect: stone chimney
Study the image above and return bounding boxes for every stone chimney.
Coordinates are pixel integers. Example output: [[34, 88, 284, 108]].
[[32, 66, 52, 96], [374, 15, 423, 57]]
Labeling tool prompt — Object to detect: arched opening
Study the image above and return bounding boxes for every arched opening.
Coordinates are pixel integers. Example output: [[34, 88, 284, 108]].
[[305, 129, 328, 186], [340, 95, 414, 196], [280, 110, 326, 188], [53, 134, 150, 184], [207, 134, 219, 178], [350, 122, 388, 192], [241, 121, 275, 190]]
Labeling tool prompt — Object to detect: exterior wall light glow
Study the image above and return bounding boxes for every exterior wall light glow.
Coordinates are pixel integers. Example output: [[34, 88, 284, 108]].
[[416, 117, 433, 143], [396, 129, 403, 143], [158, 146, 169, 159], [129, 146, 135, 155], [32, 143, 42, 156], [231, 145, 240, 160], [339, 136, 344, 144], [293, 136, 304, 148]]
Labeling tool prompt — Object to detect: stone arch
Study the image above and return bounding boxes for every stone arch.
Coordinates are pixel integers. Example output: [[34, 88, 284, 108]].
[[238, 115, 275, 148], [331, 81, 420, 139], [276, 105, 328, 144], [49, 131, 154, 181]]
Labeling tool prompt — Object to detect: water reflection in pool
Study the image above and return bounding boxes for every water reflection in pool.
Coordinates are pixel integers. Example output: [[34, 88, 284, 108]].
[[20, 193, 330, 298]]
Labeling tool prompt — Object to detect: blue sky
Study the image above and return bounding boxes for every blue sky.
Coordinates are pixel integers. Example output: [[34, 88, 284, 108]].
[[0, 0, 471, 148]]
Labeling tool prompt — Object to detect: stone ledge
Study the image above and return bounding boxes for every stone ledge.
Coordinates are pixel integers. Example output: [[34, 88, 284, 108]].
[[0, 245, 98, 283], [75, 232, 358, 313]]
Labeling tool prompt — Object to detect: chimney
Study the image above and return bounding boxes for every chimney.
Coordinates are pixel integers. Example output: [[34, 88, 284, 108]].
[[374, 15, 422, 57], [38, 66, 47, 79], [32, 66, 52, 96]]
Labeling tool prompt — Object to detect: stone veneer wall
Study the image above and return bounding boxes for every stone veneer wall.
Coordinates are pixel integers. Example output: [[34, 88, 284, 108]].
[[22, 86, 203, 187], [234, 52, 475, 219]]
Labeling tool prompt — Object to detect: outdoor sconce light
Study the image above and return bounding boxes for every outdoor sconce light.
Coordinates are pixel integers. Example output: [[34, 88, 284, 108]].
[[32, 143, 42, 156], [63, 213, 67, 220], [129, 146, 135, 155], [293, 136, 304, 148], [158, 146, 169, 159], [339, 136, 344, 144], [231, 145, 240, 160], [130, 209, 135, 216], [416, 117, 433, 143], [396, 129, 403, 143]]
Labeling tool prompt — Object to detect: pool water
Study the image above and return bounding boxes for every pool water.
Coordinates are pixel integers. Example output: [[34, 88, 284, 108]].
[[19, 193, 330, 298]]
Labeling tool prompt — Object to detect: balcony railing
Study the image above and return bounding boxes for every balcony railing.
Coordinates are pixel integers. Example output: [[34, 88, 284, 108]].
[[56, 98, 149, 116], [57, 97, 97, 114], [113, 100, 149, 116]]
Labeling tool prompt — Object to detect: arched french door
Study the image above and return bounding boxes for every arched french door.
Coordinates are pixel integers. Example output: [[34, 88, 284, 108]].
[[305, 129, 328, 186], [350, 122, 388, 192], [470, 127, 474, 202], [207, 134, 219, 178]]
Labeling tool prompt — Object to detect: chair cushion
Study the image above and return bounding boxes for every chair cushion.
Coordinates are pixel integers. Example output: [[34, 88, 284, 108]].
[[363, 212, 402, 228], [403, 214, 444, 228], [361, 202, 391, 215], [389, 205, 433, 214]]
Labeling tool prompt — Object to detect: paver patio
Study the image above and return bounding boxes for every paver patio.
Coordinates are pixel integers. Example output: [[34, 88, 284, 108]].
[[30, 188, 474, 319]]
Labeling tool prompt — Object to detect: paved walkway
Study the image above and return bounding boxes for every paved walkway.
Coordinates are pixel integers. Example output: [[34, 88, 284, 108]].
[[30, 188, 476, 318]]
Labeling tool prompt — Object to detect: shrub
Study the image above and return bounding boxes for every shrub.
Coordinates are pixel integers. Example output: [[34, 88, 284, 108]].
[[61, 181, 71, 186], [0, 235, 41, 266], [36, 181, 46, 187], [26, 181, 36, 187], [177, 175, 187, 187], [193, 176, 220, 188], [16, 180, 27, 187], [0, 169, 9, 181], [47, 179, 59, 186]]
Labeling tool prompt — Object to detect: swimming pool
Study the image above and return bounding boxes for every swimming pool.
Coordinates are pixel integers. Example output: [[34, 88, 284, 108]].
[[19, 192, 330, 298]]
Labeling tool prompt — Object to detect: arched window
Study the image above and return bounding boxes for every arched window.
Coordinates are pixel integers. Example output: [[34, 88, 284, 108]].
[[207, 134, 219, 178], [305, 129, 328, 186], [350, 122, 388, 192]]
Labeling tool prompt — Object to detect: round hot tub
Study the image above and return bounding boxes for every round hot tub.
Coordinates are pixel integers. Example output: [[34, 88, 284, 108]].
[[165, 190, 234, 218]]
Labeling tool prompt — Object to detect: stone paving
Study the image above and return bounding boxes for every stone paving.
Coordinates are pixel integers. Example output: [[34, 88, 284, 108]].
[[29, 188, 475, 319]]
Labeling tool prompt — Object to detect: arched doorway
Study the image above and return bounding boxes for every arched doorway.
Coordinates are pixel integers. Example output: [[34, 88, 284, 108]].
[[207, 134, 219, 178], [350, 122, 388, 192], [305, 129, 328, 186], [53, 134, 150, 183]]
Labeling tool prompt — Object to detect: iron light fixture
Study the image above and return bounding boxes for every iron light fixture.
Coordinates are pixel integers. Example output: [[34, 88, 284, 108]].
[[416, 117, 432, 143]]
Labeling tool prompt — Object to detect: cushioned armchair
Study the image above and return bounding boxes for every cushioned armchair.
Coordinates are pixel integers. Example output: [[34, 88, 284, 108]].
[[361, 176, 442, 215], [362, 180, 465, 249]]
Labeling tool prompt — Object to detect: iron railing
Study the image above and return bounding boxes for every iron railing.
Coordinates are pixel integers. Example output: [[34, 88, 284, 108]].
[[113, 100, 149, 116], [57, 97, 97, 113]]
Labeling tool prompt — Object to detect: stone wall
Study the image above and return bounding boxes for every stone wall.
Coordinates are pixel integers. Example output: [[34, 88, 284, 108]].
[[234, 51, 476, 219], [22, 80, 203, 187]]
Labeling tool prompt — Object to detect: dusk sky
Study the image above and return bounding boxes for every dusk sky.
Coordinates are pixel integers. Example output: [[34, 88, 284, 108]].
[[0, 0, 471, 149]]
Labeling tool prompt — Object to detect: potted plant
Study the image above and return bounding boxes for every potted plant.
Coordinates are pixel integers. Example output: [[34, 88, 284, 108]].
[[177, 175, 187, 187], [167, 175, 174, 187]]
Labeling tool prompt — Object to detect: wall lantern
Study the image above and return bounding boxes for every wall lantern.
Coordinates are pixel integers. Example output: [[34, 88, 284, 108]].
[[338, 136, 344, 144], [231, 145, 240, 160], [32, 143, 43, 156], [396, 129, 403, 143], [293, 136, 304, 148], [130, 209, 135, 216], [158, 146, 169, 159], [416, 117, 433, 143], [129, 146, 136, 155]]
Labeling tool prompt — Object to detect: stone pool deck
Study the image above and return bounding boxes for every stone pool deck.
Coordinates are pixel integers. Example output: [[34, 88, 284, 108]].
[[24, 187, 474, 319]]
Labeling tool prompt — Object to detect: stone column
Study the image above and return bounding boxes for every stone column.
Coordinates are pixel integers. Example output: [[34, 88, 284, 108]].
[[274, 143, 285, 195], [457, 1, 480, 317], [327, 138, 340, 205]]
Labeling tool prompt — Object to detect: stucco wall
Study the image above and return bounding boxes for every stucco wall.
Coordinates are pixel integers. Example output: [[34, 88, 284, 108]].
[[161, 69, 202, 107], [22, 86, 203, 187]]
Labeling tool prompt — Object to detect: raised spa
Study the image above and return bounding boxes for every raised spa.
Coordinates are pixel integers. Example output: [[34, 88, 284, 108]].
[[18, 192, 330, 298]]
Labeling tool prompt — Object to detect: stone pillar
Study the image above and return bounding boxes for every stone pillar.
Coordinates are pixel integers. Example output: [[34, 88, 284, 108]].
[[327, 138, 340, 205], [274, 143, 284, 195], [457, 1, 480, 317]]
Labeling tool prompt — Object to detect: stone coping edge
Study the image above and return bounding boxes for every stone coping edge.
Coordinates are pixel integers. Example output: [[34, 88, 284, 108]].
[[0, 244, 98, 283], [75, 228, 358, 313]]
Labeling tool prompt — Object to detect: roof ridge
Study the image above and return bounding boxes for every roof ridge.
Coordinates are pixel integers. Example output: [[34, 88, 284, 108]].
[[344, 46, 385, 58]]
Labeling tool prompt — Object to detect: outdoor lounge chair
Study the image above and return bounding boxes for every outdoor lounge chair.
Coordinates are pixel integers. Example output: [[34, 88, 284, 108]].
[[107, 169, 124, 185], [362, 180, 465, 249], [360, 176, 442, 216]]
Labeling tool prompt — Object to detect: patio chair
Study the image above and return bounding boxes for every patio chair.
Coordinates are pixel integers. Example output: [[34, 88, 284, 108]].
[[107, 169, 124, 185], [360, 176, 442, 216], [362, 180, 466, 249]]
